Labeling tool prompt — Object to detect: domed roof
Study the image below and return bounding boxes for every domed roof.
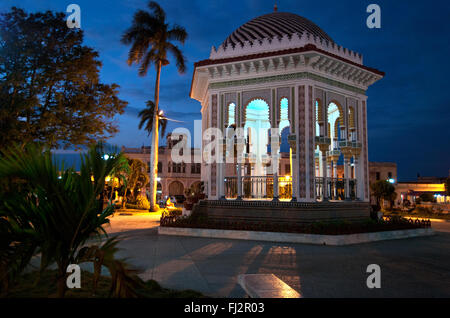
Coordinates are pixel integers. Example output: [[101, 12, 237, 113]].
[[222, 12, 334, 48]]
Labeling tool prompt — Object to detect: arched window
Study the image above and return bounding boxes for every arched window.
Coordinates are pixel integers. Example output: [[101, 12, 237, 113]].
[[244, 99, 270, 176], [327, 102, 342, 142], [315, 99, 321, 137], [279, 98, 289, 132], [228, 103, 235, 127]]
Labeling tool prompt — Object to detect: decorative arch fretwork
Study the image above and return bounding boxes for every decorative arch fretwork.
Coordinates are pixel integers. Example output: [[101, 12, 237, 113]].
[[224, 102, 236, 128], [242, 89, 272, 126], [278, 96, 290, 128], [327, 100, 344, 126], [242, 97, 270, 128]]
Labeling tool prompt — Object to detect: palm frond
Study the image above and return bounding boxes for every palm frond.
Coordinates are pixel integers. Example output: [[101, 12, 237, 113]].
[[0, 142, 135, 297], [148, 1, 166, 22], [167, 24, 187, 44], [122, 1, 187, 75], [159, 118, 168, 138], [167, 43, 186, 74]]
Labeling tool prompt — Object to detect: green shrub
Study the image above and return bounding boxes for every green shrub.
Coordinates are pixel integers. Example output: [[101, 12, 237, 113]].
[[136, 194, 150, 210]]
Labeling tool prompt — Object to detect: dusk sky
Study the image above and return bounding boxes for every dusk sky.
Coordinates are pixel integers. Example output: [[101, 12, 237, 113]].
[[1, 0, 449, 181]]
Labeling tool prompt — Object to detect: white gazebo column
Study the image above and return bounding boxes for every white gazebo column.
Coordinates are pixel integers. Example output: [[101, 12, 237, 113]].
[[218, 138, 226, 200], [236, 137, 245, 200], [236, 163, 242, 200], [332, 159, 338, 198], [333, 160, 338, 179], [341, 147, 352, 201], [318, 144, 329, 201], [326, 155, 332, 199], [288, 135, 298, 201], [352, 146, 362, 200], [271, 131, 280, 201], [329, 151, 340, 200], [344, 157, 350, 200]]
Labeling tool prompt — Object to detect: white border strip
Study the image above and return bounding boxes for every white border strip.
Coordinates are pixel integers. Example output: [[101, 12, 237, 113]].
[[158, 226, 435, 246]]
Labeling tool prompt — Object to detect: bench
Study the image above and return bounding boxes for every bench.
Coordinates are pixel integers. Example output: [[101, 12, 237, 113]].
[[237, 274, 301, 298]]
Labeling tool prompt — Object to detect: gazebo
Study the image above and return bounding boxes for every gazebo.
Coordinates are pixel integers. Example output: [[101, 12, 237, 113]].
[[189, 10, 384, 223]]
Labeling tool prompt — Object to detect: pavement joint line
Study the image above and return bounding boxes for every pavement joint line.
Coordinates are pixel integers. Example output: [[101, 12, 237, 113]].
[[178, 237, 215, 295]]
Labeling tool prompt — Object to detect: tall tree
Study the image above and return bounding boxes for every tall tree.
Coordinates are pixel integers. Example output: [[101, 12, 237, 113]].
[[370, 180, 396, 209], [138, 100, 168, 140], [122, 158, 150, 208], [0, 7, 127, 149], [122, 1, 187, 211]]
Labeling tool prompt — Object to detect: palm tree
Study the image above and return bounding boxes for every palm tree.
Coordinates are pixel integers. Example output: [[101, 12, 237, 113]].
[[122, 1, 187, 211], [122, 158, 150, 209], [138, 100, 168, 142]]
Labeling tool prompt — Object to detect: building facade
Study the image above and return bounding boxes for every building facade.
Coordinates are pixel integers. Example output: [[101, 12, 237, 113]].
[[396, 176, 450, 206], [122, 135, 202, 201], [190, 10, 384, 202]]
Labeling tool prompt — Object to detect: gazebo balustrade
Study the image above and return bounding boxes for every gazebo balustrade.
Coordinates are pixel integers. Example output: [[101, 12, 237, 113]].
[[224, 175, 294, 200], [316, 136, 331, 201], [327, 149, 341, 199]]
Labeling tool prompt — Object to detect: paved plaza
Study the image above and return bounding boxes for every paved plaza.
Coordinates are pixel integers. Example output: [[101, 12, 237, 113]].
[[105, 212, 450, 297]]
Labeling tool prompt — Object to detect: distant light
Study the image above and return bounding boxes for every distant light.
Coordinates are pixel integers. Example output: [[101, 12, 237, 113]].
[[157, 177, 161, 182], [103, 154, 110, 160], [388, 178, 395, 184], [57, 176, 62, 179], [158, 110, 164, 116]]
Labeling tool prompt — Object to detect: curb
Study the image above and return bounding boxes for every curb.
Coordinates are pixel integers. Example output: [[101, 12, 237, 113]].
[[158, 226, 435, 246]]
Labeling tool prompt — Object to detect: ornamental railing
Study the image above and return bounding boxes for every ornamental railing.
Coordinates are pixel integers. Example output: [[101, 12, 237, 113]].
[[225, 176, 357, 201], [315, 177, 357, 201], [224, 176, 292, 200]]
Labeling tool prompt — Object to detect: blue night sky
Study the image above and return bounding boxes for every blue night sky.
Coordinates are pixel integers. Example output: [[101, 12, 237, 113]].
[[1, 0, 449, 181]]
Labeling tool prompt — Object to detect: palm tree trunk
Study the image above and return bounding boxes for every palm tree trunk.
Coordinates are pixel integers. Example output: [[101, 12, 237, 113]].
[[149, 60, 162, 212], [57, 262, 68, 298], [122, 188, 128, 209]]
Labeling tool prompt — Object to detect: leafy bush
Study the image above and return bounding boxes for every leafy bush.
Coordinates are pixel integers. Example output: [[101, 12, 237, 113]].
[[6, 269, 205, 298], [0, 143, 142, 297], [135, 194, 150, 210], [161, 213, 430, 235]]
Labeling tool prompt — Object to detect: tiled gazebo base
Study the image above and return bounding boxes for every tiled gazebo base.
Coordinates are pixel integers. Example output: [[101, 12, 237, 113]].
[[193, 200, 370, 225]]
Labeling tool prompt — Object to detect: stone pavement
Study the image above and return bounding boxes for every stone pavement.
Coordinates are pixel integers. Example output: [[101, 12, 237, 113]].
[[105, 213, 450, 297]]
